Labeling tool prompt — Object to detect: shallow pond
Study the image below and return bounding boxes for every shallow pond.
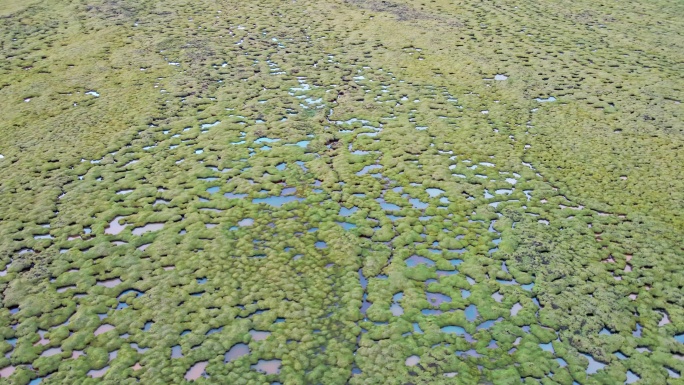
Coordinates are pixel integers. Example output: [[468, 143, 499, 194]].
[[376, 199, 401, 211], [253, 195, 304, 207], [225, 343, 250, 363], [465, 304, 478, 321], [390, 292, 404, 316], [185, 361, 208, 380], [408, 197, 428, 209], [426, 292, 451, 305], [405, 355, 420, 366], [94, 324, 115, 336], [171, 345, 182, 358], [539, 342, 554, 353], [406, 255, 435, 267], [87, 366, 109, 378], [252, 359, 281, 374], [132, 223, 164, 235], [625, 370, 640, 384], [224, 192, 247, 199], [477, 319, 498, 330], [441, 326, 473, 339], [249, 330, 271, 341], [0, 366, 15, 378], [357, 164, 382, 176], [97, 278, 122, 288], [40, 347, 62, 357], [582, 353, 606, 374], [337, 222, 356, 230]]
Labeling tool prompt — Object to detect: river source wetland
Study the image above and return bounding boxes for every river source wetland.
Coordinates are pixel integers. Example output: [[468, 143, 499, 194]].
[[0, 0, 682, 384]]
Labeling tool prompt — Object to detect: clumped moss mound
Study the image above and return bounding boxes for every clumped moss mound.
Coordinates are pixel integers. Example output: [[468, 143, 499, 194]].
[[0, 0, 682, 384]]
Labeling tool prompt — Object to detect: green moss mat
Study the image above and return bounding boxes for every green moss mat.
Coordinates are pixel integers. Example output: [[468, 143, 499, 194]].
[[0, 0, 682, 384]]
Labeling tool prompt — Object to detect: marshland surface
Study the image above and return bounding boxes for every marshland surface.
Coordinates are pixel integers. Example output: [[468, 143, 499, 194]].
[[0, 0, 682, 384]]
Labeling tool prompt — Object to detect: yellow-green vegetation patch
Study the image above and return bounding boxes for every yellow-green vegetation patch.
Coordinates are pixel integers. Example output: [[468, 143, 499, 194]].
[[0, 0, 682, 383]]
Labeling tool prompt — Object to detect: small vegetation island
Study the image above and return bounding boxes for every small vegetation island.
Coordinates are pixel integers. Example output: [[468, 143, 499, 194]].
[[0, 0, 682, 383]]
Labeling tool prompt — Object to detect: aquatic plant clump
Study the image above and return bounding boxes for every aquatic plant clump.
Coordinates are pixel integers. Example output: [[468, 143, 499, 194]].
[[0, 0, 682, 384]]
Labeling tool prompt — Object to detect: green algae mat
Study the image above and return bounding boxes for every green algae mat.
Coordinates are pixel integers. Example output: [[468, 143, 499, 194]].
[[0, 0, 683, 384]]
